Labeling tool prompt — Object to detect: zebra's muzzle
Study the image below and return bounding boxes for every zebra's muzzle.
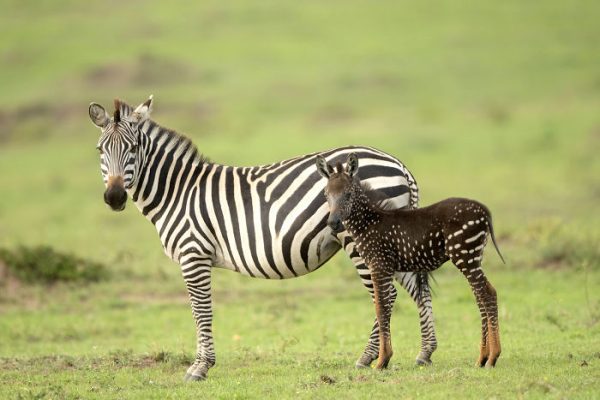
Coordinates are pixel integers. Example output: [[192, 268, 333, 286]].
[[104, 178, 127, 211]]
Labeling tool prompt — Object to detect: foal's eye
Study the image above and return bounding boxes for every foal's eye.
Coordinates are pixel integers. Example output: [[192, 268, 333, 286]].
[[130, 144, 138, 152], [96, 146, 103, 155]]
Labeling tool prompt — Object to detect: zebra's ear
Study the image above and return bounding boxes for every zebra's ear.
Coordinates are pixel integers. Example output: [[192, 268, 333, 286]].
[[345, 153, 359, 177], [127, 95, 154, 124], [89, 103, 110, 128], [316, 155, 334, 179]]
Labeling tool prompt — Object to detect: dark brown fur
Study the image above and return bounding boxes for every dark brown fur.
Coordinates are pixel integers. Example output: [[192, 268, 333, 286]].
[[317, 153, 503, 369]]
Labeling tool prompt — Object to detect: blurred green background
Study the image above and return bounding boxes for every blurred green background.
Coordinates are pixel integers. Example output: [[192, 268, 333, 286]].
[[0, 1, 599, 399]]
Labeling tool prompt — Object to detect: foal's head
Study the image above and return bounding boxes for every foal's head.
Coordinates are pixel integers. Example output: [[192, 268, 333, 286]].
[[316, 153, 359, 233]]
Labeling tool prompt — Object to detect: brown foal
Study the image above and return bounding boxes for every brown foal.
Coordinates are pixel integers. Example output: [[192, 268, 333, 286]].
[[317, 153, 504, 369]]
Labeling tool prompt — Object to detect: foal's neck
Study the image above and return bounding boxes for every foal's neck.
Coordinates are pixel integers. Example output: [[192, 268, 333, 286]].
[[343, 182, 382, 234]]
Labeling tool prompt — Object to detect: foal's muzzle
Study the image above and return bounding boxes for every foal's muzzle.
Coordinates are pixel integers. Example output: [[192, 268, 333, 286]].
[[104, 178, 127, 211], [327, 217, 344, 234]]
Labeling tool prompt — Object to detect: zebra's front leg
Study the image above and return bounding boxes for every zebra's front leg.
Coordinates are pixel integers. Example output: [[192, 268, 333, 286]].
[[180, 254, 215, 382], [395, 271, 437, 366]]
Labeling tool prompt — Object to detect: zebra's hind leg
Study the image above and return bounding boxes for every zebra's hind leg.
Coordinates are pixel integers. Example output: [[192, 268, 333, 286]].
[[180, 253, 216, 381], [395, 271, 437, 366]]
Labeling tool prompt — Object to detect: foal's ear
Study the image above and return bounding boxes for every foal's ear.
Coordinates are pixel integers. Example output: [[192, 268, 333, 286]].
[[345, 153, 359, 177], [316, 155, 334, 178], [89, 103, 110, 128], [127, 95, 154, 124]]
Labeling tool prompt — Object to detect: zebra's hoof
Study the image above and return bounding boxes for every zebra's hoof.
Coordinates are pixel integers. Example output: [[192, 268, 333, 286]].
[[415, 358, 432, 367], [184, 373, 206, 382], [355, 354, 376, 369]]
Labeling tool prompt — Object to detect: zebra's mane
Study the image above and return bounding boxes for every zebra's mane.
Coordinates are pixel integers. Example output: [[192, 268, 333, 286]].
[[146, 119, 210, 166], [115, 100, 209, 166]]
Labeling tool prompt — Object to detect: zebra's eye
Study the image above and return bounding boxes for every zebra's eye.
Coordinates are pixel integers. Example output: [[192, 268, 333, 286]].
[[130, 144, 138, 153], [96, 146, 103, 155]]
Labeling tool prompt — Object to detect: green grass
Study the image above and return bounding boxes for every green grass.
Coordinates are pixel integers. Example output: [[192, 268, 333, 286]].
[[1, 0, 599, 398], [0, 267, 598, 399]]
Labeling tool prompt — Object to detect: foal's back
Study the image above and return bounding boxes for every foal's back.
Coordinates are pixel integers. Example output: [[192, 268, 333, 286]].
[[383, 197, 492, 238], [369, 198, 497, 271]]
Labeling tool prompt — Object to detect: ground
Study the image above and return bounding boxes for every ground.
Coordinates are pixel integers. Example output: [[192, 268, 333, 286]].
[[0, 0, 599, 399]]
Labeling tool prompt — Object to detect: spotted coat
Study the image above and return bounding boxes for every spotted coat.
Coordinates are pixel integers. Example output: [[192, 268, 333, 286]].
[[317, 153, 504, 370]]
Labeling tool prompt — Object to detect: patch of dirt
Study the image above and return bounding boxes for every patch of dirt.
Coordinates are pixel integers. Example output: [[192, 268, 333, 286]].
[[120, 291, 188, 306], [310, 104, 356, 126], [534, 253, 569, 270], [0, 259, 24, 300], [483, 102, 512, 125], [0, 351, 193, 372], [0, 96, 217, 145], [85, 53, 205, 88], [86, 63, 133, 87], [0, 102, 83, 143]]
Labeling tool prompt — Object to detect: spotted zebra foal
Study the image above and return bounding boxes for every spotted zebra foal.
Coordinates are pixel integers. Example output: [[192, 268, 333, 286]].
[[316, 153, 504, 369]]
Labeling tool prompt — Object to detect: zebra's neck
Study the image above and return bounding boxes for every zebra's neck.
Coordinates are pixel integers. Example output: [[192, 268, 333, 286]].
[[128, 120, 209, 225], [343, 182, 382, 235]]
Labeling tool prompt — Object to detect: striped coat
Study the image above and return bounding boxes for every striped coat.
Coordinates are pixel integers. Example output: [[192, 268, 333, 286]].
[[89, 96, 436, 381]]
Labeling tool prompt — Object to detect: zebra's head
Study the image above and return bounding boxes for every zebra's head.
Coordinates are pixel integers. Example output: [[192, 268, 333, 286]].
[[316, 153, 359, 233], [88, 95, 154, 211]]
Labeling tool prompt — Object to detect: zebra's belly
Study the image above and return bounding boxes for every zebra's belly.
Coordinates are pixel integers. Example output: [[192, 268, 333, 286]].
[[213, 228, 342, 279]]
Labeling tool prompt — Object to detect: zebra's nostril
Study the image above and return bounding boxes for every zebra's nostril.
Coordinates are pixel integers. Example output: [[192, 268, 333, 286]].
[[104, 186, 127, 211]]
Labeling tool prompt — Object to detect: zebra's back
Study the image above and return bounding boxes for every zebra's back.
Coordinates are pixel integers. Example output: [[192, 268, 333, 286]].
[[185, 146, 418, 279]]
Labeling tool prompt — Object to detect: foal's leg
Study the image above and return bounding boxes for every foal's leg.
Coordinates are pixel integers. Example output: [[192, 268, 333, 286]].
[[483, 279, 501, 367], [453, 257, 500, 367], [338, 233, 398, 368], [372, 271, 395, 369], [474, 296, 490, 366], [342, 234, 437, 367], [395, 271, 437, 365]]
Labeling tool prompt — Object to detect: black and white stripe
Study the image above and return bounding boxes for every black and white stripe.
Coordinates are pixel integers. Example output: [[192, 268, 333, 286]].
[[89, 97, 436, 380]]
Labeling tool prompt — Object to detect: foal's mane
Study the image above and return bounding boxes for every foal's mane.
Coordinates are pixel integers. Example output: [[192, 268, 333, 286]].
[[359, 181, 397, 212]]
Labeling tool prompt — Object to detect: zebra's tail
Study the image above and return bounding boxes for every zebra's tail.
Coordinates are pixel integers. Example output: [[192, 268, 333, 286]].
[[415, 271, 436, 303]]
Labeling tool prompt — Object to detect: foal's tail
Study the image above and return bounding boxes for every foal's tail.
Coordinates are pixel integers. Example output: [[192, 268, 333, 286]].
[[487, 214, 506, 264]]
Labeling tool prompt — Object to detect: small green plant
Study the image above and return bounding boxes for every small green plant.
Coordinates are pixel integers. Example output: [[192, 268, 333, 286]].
[[0, 246, 109, 284]]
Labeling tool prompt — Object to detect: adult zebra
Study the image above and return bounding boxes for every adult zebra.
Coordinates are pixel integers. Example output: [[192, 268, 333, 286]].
[[88, 96, 437, 381]]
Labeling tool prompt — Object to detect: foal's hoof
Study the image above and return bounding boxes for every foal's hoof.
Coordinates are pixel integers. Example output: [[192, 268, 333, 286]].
[[477, 356, 489, 368], [184, 373, 206, 382], [415, 358, 433, 367], [485, 356, 499, 368]]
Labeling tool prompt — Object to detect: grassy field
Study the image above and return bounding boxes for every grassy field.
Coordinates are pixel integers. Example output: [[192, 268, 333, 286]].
[[1, 0, 599, 398]]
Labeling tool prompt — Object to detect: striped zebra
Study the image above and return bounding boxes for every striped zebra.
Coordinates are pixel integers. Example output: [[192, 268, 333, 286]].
[[88, 96, 437, 381]]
